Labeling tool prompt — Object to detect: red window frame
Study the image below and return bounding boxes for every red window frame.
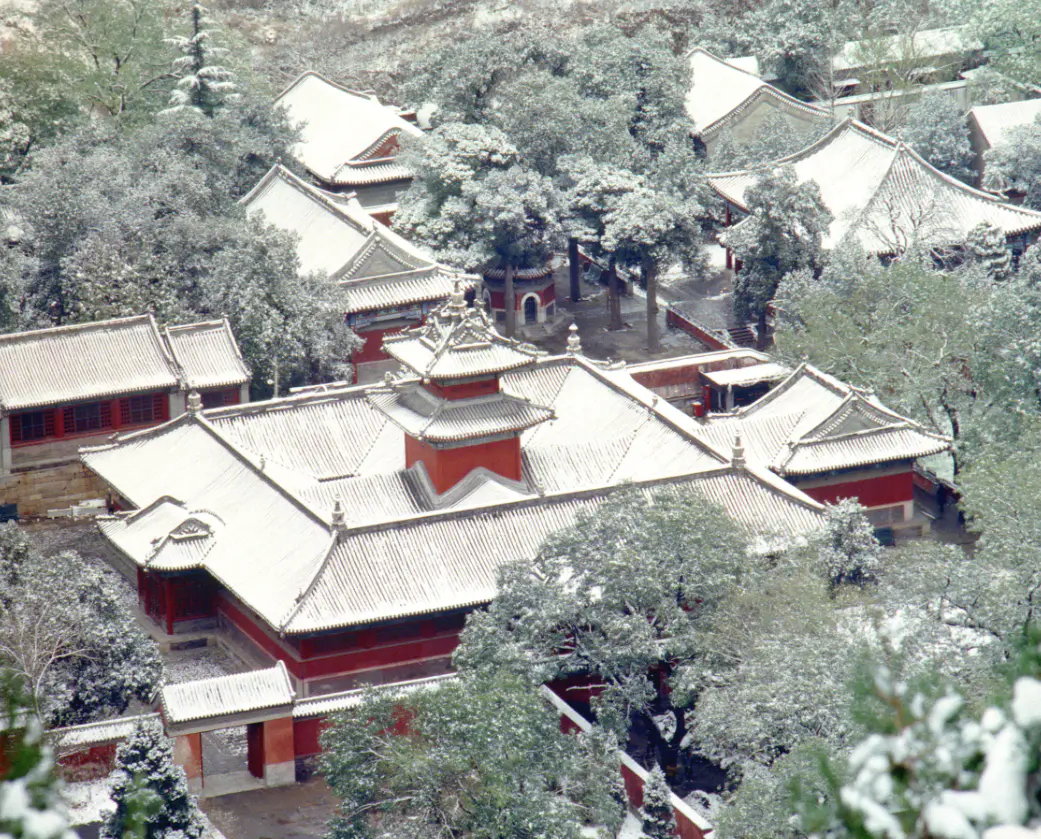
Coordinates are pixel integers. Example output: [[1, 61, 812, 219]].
[[200, 388, 241, 409]]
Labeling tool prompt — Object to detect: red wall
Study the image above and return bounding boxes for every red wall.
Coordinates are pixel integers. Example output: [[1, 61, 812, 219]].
[[293, 718, 327, 758], [354, 324, 409, 365], [218, 594, 465, 682], [405, 435, 522, 494], [799, 470, 913, 507], [426, 378, 499, 400]]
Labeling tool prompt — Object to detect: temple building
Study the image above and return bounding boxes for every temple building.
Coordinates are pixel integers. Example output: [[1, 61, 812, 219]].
[[697, 364, 950, 535], [82, 291, 830, 698], [0, 315, 250, 515], [968, 99, 1041, 186], [274, 72, 422, 221], [709, 119, 1041, 259], [241, 165, 475, 378], [480, 264, 558, 334], [685, 48, 831, 158]]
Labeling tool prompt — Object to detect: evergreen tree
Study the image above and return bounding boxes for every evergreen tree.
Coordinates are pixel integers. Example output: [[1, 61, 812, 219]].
[[901, 92, 974, 183], [641, 765, 678, 839], [105, 720, 204, 839], [728, 165, 832, 337], [815, 499, 883, 588], [984, 116, 1041, 211], [0, 672, 75, 839], [164, 1, 238, 117], [965, 221, 1013, 282]]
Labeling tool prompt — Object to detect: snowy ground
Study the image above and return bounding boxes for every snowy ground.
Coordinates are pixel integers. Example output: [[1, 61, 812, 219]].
[[62, 776, 227, 838]]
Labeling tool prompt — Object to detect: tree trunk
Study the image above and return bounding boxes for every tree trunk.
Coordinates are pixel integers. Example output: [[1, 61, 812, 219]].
[[642, 252, 660, 353], [756, 308, 769, 351], [568, 237, 581, 303], [608, 257, 623, 332], [504, 262, 517, 339]]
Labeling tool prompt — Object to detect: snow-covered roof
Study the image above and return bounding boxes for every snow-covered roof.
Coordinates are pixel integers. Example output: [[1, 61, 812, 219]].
[[160, 662, 295, 726], [969, 99, 1041, 151], [708, 119, 1041, 254], [701, 362, 792, 388], [685, 48, 830, 140], [833, 25, 982, 76], [293, 674, 456, 718], [383, 288, 542, 380], [85, 339, 830, 635], [51, 714, 161, 750], [0, 314, 250, 413], [368, 383, 554, 443], [274, 71, 422, 185], [700, 364, 951, 476], [240, 165, 468, 313], [163, 320, 250, 391]]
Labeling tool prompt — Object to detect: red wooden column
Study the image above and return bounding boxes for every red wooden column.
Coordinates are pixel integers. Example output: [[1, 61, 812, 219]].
[[164, 576, 175, 636]]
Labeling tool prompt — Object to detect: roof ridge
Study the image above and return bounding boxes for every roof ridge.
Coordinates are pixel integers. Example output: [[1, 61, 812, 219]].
[[274, 70, 379, 105], [703, 81, 829, 138], [0, 313, 154, 344]]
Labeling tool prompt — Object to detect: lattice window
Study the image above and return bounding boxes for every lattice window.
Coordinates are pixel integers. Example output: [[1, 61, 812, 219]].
[[10, 410, 54, 443], [64, 402, 112, 434], [200, 388, 240, 409]]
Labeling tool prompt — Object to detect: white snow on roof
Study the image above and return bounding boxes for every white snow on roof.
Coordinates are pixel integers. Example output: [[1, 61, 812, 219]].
[[164, 320, 251, 391], [708, 119, 1041, 254], [275, 72, 422, 184], [702, 362, 792, 388], [833, 25, 982, 76], [970, 99, 1041, 150], [700, 364, 950, 476], [685, 48, 829, 139], [241, 165, 466, 312], [85, 345, 831, 634], [0, 314, 250, 412], [160, 662, 295, 724], [51, 714, 160, 749]]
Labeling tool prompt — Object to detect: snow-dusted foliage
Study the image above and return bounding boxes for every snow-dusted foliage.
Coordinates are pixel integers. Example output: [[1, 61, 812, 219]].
[[815, 500, 883, 588], [774, 252, 1041, 473], [794, 636, 1041, 839], [394, 123, 561, 273], [729, 165, 832, 329], [973, 0, 1041, 88], [105, 719, 204, 839], [0, 103, 358, 394], [984, 116, 1041, 211], [0, 525, 162, 727], [163, 2, 238, 117], [712, 112, 811, 171], [455, 487, 751, 772], [0, 675, 75, 839], [901, 93, 974, 183], [641, 765, 677, 839], [965, 222, 1013, 282], [319, 672, 624, 839]]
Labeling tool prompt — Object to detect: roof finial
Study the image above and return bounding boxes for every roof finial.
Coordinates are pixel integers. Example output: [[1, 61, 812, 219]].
[[449, 280, 467, 315], [331, 497, 346, 532], [566, 322, 582, 355], [187, 391, 202, 413], [732, 434, 745, 468]]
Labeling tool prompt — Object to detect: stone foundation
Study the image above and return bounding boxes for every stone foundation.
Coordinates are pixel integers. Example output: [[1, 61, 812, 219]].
[[0, 462, 109, 517]]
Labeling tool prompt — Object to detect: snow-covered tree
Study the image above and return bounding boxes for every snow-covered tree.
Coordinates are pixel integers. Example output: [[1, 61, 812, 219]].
[[0, 673, 75, 839], [164, 1, 238, 117], [105, 719, 204, 839], [901, 92, 974, 183], [713, 112, 811, 171], [320, 672, 624, 839], [641, 765, 677, 839], [815, 499, 883, 588], [394, 123, 561, 337], [774, 253, 1021, 475], [455, 487, 753, 775], [745, 0, 832, 95], [793, 631, 1041, 839], [984, 116, 1041, 211], [728, 165, 832, 336], [973, 0, 1041, 89], [965, 221, 1013, 281], [0, 525, 162, 727]]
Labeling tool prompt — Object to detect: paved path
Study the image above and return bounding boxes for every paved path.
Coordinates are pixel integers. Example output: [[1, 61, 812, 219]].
[[200, 779, 337, 839]]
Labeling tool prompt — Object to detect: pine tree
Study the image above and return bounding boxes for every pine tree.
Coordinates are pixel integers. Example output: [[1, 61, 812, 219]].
[[164, 2, 237, 117], [105, 720, 204, 839], [966, 221, 1013, 282], [641, 765, 677, 839]]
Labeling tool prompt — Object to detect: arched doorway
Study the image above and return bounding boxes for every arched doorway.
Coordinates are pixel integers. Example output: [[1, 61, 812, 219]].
[[523, 295, 539, 324]]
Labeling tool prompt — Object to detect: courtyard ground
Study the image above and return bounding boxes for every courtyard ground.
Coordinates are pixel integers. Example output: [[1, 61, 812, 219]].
[[200, 778, 338, 839]]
